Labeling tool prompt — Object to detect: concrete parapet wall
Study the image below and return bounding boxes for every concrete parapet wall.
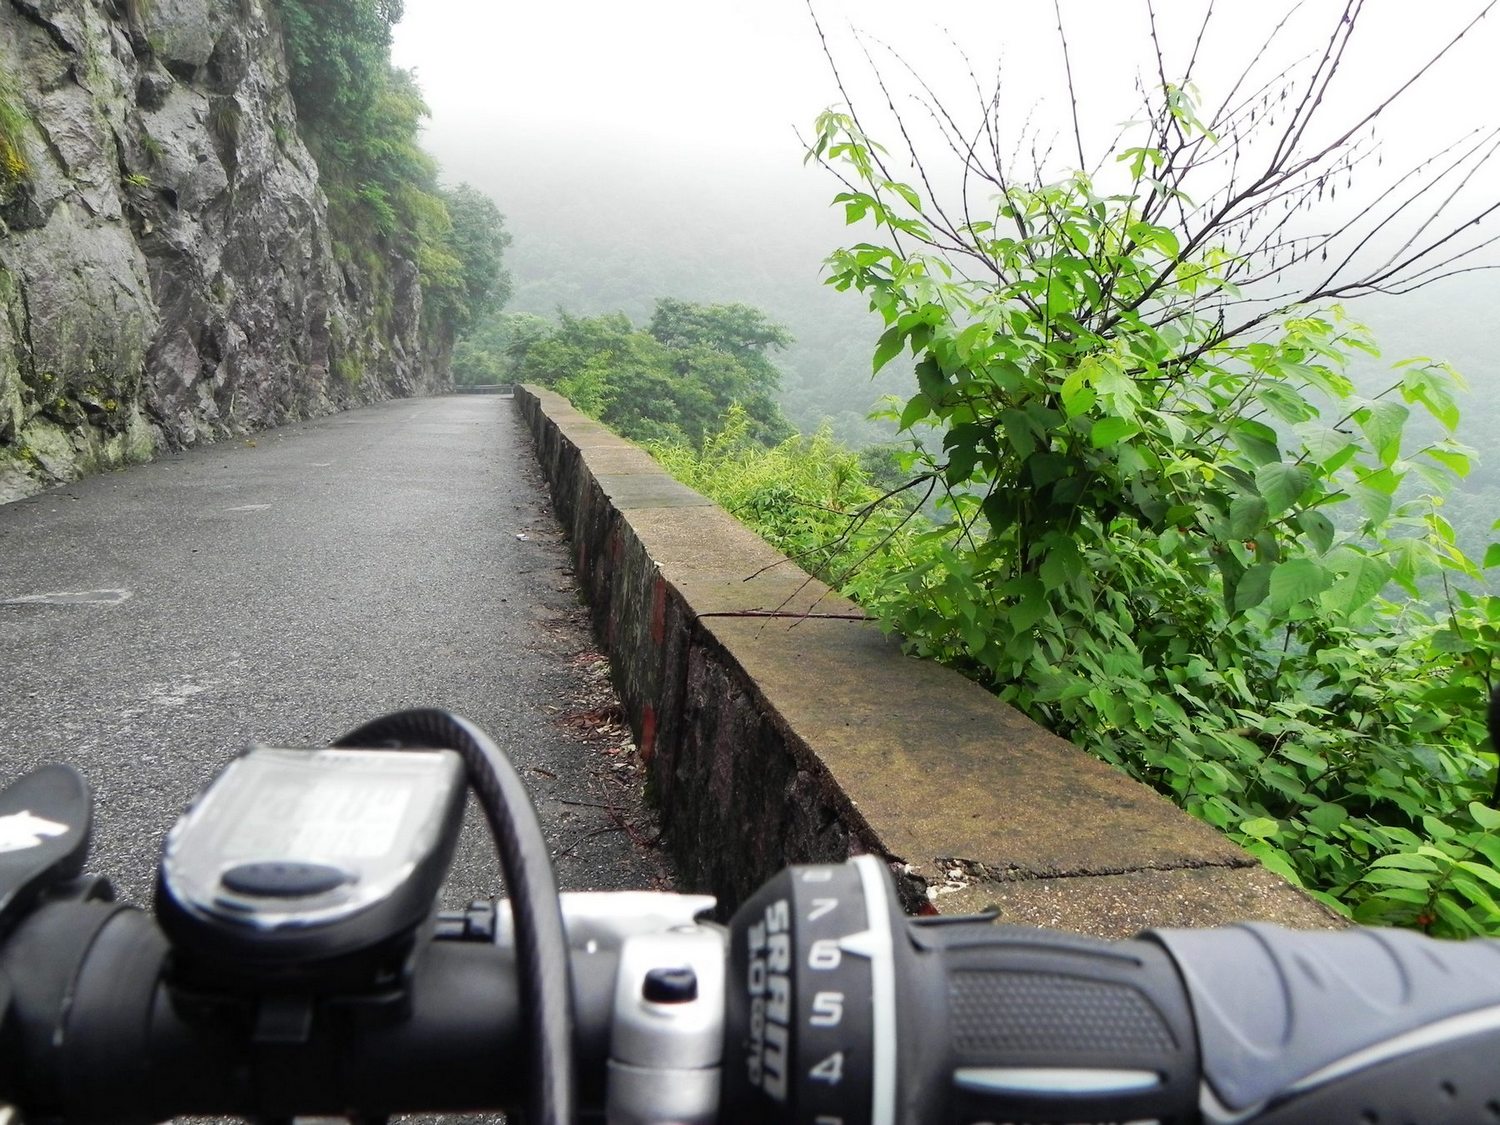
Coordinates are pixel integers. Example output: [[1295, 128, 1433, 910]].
[[516, 385, 1338, 936]]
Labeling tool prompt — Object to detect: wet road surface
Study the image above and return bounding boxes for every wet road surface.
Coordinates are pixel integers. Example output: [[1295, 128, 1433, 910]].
[[0, 394, 673, 910]]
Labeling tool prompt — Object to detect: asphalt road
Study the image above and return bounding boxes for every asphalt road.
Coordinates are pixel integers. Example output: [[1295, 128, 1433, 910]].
[[0, 394, 674, 912]]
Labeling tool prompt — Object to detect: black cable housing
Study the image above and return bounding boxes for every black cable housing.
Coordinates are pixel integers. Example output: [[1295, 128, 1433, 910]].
[[334, 708, 575, 1125]]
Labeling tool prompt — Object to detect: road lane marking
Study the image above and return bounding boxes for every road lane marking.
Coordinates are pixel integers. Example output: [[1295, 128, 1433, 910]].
[[1, 589, 133, 606]]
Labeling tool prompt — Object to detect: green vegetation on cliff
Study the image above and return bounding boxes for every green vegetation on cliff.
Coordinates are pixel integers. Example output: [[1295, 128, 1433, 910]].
[[0, 66, 30, 196], [274, 0, 508, 343]]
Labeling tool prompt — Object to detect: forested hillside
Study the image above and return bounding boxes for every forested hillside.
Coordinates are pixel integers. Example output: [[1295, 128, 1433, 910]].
[[438, 132, 1500, 559], [434, 139, 904, 446]]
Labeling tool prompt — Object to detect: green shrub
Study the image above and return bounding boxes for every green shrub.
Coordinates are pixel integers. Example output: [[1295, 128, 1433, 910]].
[[784, 66, 1500, 934]]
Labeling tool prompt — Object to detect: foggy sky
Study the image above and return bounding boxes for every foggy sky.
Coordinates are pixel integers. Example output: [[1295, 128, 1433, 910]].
[[390, 1, 1500, 418], [392, 2, 1499, 183]]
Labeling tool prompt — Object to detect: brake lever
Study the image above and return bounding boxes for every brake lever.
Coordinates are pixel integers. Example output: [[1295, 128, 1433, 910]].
[[0, 766, 93, 941]]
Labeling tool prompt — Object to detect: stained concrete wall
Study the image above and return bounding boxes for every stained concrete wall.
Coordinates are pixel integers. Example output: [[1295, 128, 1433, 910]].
[[516, 385, 1339, 936]]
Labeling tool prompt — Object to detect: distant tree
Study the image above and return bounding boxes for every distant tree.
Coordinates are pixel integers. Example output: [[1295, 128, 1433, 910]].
[[452, 311, 547, 386], [648, 298, 792, 359], [442, 184, 513, 331], [646, 298, 793, 443], [510, 301, 795, 445]]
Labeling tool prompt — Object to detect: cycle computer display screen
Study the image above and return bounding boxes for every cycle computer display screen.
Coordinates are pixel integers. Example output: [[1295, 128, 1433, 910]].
[[157, 747, 467, 974]]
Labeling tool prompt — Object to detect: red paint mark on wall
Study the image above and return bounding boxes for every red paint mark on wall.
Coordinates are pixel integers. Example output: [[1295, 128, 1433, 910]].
[[650, 576, 667, 645], [640, 704, 657, 764]]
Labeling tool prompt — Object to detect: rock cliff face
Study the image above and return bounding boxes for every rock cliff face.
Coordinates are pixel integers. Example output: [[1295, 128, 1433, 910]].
[[0, 0, 447, 503]]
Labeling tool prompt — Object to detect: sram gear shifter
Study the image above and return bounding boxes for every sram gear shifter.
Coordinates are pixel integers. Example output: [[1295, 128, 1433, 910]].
[[720, 856, 1500, 1125], [723, 856, 1198, 1125]]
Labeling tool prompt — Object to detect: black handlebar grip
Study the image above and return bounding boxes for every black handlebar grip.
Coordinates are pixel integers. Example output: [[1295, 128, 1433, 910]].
[[1152, 923, 1500, 1125], [0, 898, 621, 1123], [896, 919, 1201, 1124]]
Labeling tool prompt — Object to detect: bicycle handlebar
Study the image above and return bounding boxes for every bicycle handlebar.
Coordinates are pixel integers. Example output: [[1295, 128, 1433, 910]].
[[5, 859, 1500, 1124], [1, 719, 1499, 1125]]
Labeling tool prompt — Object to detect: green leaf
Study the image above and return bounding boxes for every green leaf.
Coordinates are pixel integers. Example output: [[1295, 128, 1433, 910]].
[[1234, 563, 1273, 612], [1425, 446, 1471, 479], [1039, 539, 1084, 589], [898, 394, 931, 431], [1432, 898, 1479, 934], [1297, 424, 1359, 472], [1304, 803, 1347, 832], [1401, 363, 1462, 430], [1457, 859, 1500, 892], [1255, 462, 1312, 516], [1257, 380, 1317, 423], [872, 327, 905, 374], [1267, 558, 1335, 616], [916, 358, 946, 401], [1243, 841, 1303, 885], [1092, 364, 1141, 418], [1355, 887, 1428, 913], [1368, 853, 1441, 872], [1060, 367, 1096, 418], [1470, 802, 1500, 831], [955, 322, 990, 361], [1449, 875, 1500, 914], [1229, 496, 1269, 539], [1000, 410, 1039, 460], [1323, 553, 1393, 616], [1352, 479, 1394, 525], [1295, 510, 1336, 554], [1240, 816, 1280, 839], [1484, 543, 1500, 570], [1090, 416, 1139, 448], [1356, 399, 1410, 466], [1279, 743, 1327, 775], [1360, 868, 1434, 891], [1230, 421, 1282, 466], [946, 443, 980, 485], [1472, 835, 1500, 869], [1007, 575, 1049, 632], [1026, 452, 1070, 489], [888, 181, 921, 209]]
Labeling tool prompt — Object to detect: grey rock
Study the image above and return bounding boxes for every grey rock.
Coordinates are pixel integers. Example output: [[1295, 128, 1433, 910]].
[[0, 285, 25, 441], [36, 85, 123, 221], [141, 85, 228, 213], [0, 0, 448, 495], [0, 461, 40, 505], [135, 69, 172, 112], [145, 0, 218, 70]]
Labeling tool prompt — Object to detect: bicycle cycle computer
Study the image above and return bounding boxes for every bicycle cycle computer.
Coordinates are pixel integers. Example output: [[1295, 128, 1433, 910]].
[[156, 746, 467, 987]]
